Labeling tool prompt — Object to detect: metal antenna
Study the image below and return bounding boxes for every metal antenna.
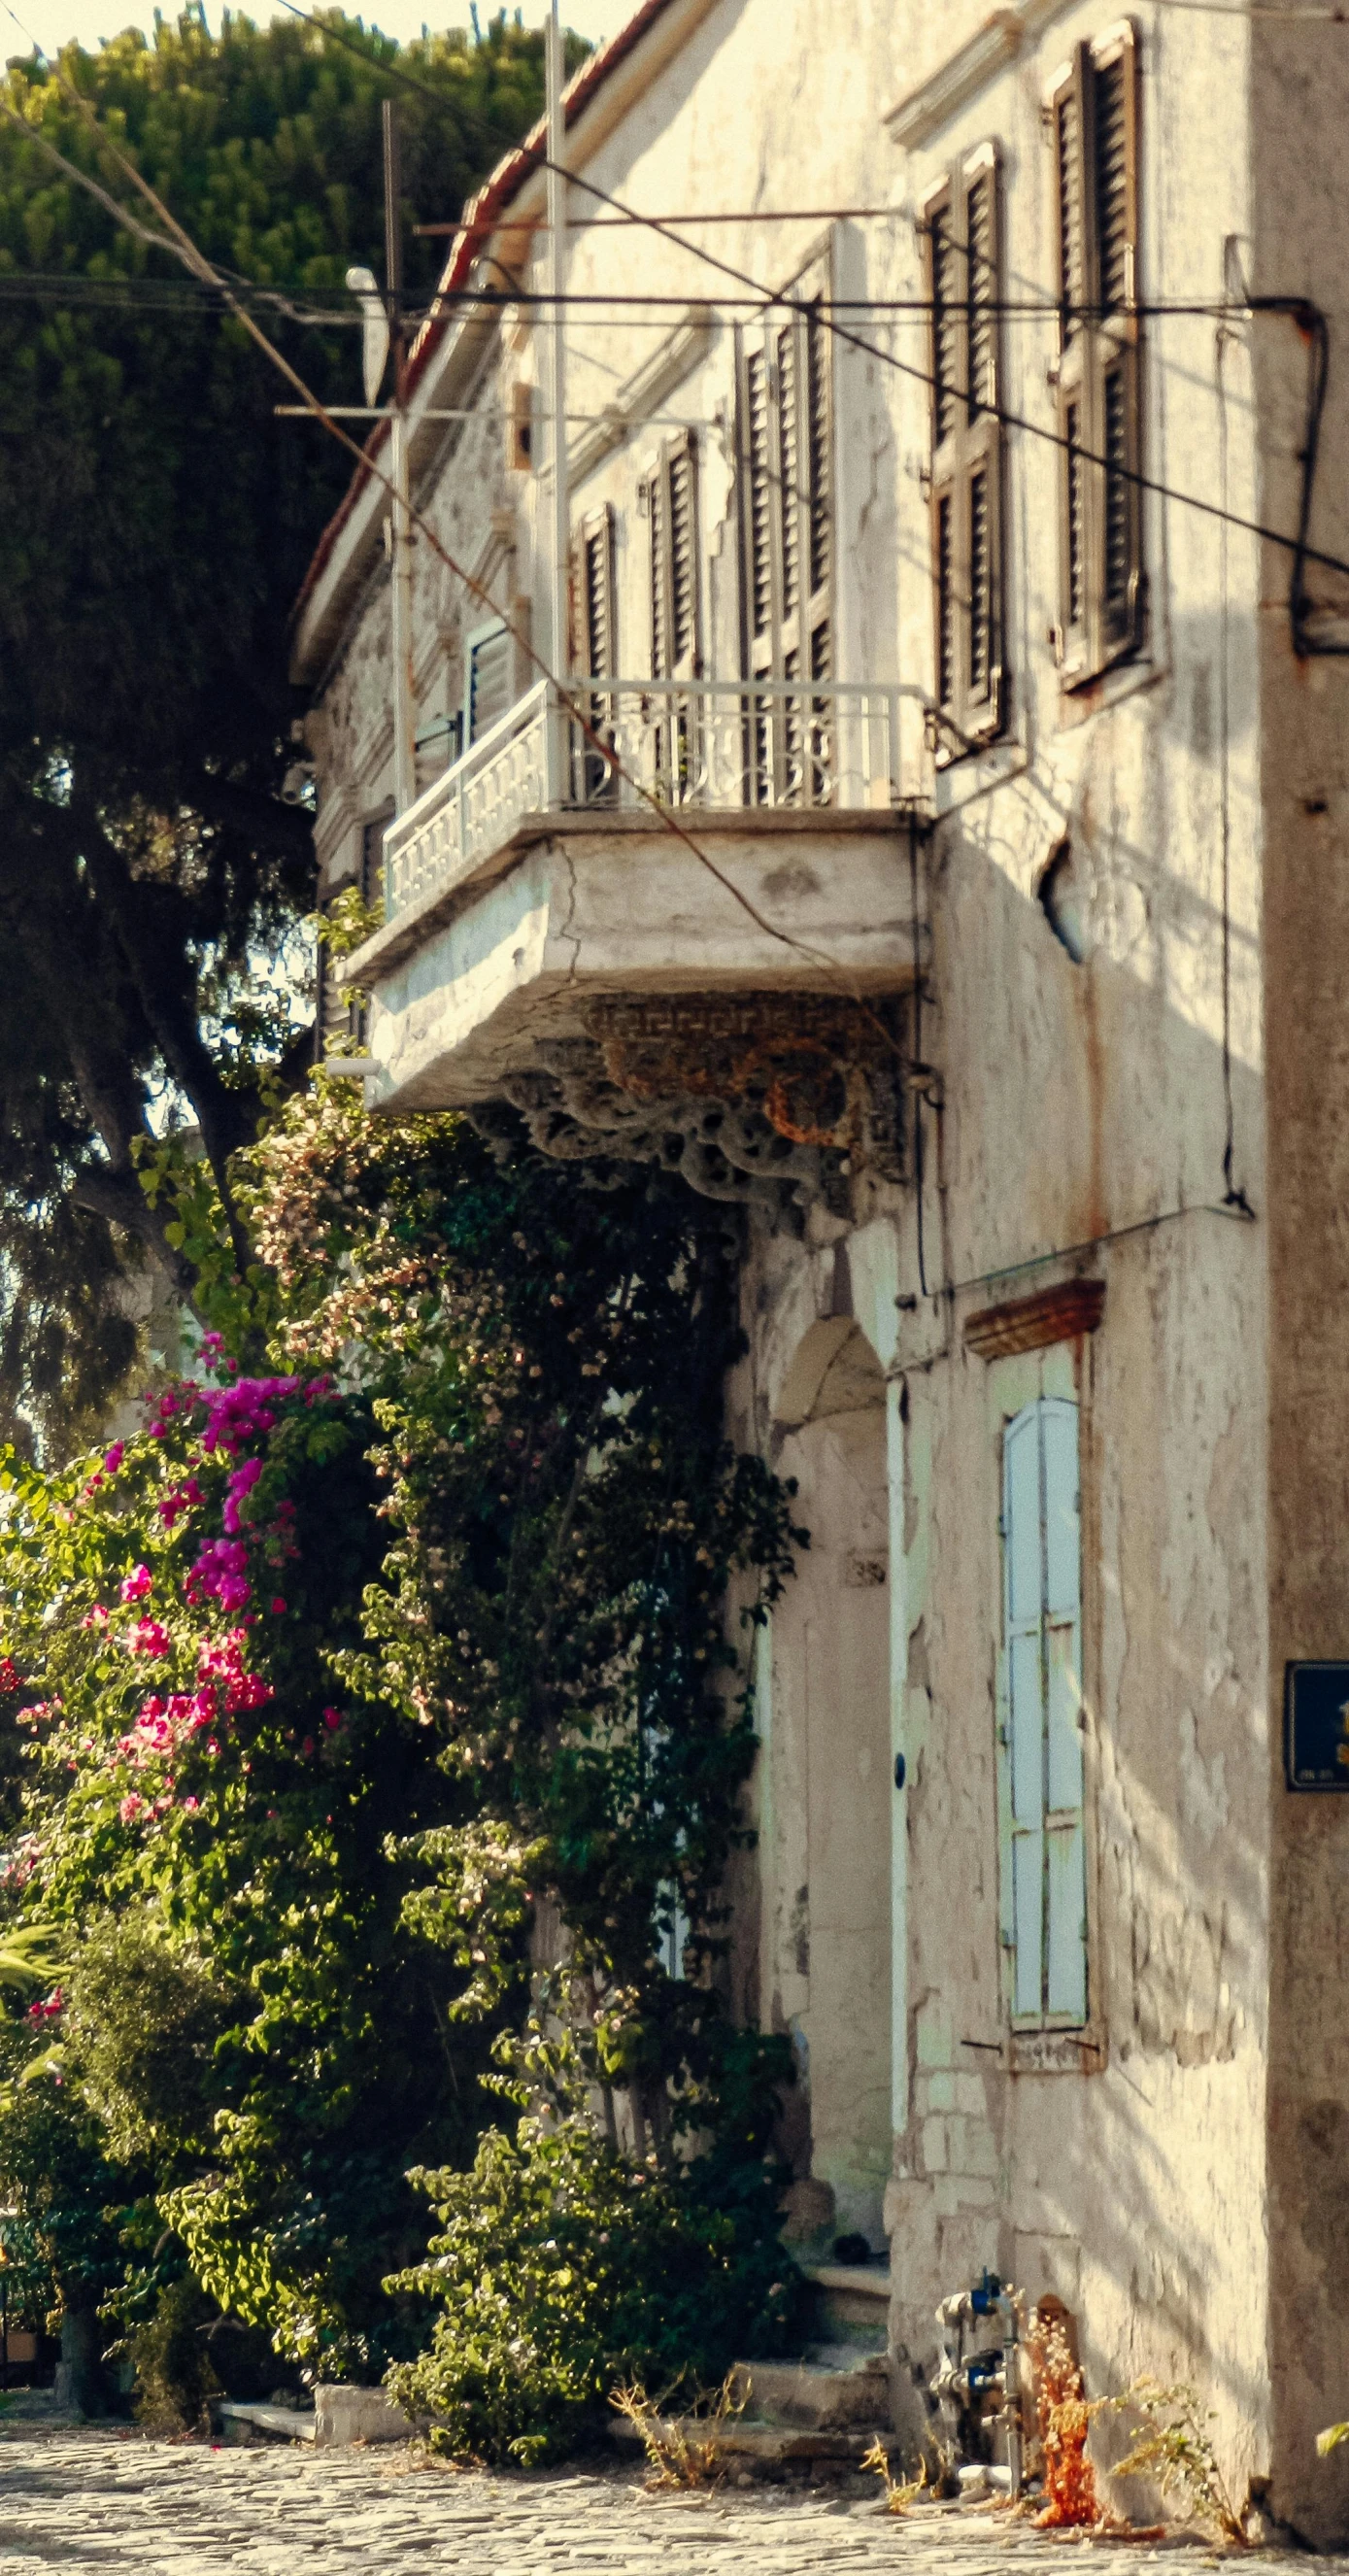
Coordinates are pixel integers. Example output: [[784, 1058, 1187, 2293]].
[[385, 98, 416, 817]]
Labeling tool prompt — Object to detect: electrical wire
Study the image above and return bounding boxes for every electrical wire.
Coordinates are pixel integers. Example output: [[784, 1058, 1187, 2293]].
[[256, 0, 1349, 592], [6, 56, 918, 1088]]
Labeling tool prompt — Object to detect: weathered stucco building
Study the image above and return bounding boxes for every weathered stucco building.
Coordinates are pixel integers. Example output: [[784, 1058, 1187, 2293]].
[[290, 0, 1349, 2539]]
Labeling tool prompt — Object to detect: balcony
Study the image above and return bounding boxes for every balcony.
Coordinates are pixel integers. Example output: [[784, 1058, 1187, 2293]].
[[338, 676, 925, 1206], [380, 675, 906, 929]]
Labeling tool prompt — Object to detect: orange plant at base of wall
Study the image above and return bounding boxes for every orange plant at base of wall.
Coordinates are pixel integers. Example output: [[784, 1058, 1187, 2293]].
[[1029, 2309, 1100, 2528]]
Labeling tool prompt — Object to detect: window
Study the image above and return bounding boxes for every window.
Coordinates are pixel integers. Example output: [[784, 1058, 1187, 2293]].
[[313, 800, 391, 1062], [738, 266, 832, 803], [923, 143, 1004, 751], [1050, 22, 1142, 682], [574, 502, 617, 798], [997, 1395, 1088, 2028], [464, 621, 514, 745]]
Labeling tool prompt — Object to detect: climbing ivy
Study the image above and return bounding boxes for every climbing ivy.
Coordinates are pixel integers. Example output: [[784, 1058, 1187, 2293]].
[[0, 1087, 807, 2412]]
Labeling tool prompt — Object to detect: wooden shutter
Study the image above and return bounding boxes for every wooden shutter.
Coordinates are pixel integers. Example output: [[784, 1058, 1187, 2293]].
[[738, 257, 833, 803], [465, 621, 513, 744], [1051, 23, 1142, 683], [923, 145, 1004, 756], [999, 1395, 1087, 2029], [649, 436, 698, 682], [577, 504, 616, 683], [570, 504, 618, 802]]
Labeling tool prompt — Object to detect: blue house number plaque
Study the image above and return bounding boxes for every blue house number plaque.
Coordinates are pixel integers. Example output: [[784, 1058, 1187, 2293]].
[[1285, 1662, 1349, 1790]]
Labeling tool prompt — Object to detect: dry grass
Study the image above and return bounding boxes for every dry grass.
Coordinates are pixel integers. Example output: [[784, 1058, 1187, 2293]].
[[861, 2436, 927, 2514], [609, 2373, 744, 2491]]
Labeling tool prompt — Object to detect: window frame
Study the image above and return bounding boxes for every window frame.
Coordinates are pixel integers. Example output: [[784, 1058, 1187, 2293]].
[[921, 140, 1006, 757], [1048, 19, 1143, 688]]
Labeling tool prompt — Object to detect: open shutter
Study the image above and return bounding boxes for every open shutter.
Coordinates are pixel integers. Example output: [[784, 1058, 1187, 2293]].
[[924, 147, 1004, 754], [1094, 23, 1141, 660], [1051, 24, 1141, 682], [650, 437, 698, 682], [579, 508, 615, 683], [1000, 1395, 1087, 2029], [738, 254, 833, 805], [573, 504, 617, 801], [1041, 1399, 1087, 2021], [465, 621, 513, 745]]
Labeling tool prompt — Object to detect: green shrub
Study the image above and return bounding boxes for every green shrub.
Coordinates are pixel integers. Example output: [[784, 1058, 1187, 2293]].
[[130, 2275, 221, 2434], [386, 2041, 806, 2467]]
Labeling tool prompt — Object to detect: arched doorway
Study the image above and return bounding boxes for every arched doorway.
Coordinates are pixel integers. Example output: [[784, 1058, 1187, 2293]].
[[763, 1316, 893, 2249]]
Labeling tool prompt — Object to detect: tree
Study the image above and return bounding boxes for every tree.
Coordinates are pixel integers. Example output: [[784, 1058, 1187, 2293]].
[[0, 11, 549, 1455]]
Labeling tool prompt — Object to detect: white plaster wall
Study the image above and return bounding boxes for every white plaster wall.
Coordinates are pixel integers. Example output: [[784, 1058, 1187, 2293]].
[[291, 0, 1349, 2512]]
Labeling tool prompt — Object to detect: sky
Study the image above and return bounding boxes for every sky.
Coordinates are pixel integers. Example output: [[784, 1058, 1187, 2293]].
[[4, 0, 632, 64]]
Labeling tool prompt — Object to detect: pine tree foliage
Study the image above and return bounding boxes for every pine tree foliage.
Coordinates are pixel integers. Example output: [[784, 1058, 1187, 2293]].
[[0, 11, 547, 1455]]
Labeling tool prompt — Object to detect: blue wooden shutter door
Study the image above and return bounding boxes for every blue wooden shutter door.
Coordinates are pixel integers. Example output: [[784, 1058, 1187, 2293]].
[[1002, 1396, 1087, 2026]]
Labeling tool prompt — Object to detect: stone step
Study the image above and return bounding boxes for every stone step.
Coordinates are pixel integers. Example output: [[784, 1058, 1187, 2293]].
[[213, 2400, 317, 2445], [802, 2261, 892, 2346], [608, 2412, 893, 2476], [729, 2349, 890, 2432]]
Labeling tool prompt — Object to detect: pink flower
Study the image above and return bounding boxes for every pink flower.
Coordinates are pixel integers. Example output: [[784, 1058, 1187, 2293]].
[[222, 1456, 264, 1536], [182, 1796, 200, 1814], [125, 1619, 171, 1658], [103, 1442, 124, 1474], [322, 1707, 343, 1732], [80, 1607, 110, 1632], [120, 1566, 152, 1605], [119, 1793, 144, 1824], [186, 1539, 251, 1613], [158, 1476, 203, 1530], [271, 1598, 287, 1616]]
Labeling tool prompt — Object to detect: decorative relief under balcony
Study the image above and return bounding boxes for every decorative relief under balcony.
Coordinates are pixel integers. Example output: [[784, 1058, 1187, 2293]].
[[590, 996, 905, 1163], [469, 996, 907, 1218]]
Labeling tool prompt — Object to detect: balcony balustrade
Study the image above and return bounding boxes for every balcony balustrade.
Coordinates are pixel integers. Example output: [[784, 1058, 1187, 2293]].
[[339, 671, 923, 1139], [382, 675, 903, 926]]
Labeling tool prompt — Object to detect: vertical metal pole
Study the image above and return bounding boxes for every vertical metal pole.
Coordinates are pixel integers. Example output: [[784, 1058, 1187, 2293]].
[[385, 100, 417, 819], [546, 2, 569, 803]]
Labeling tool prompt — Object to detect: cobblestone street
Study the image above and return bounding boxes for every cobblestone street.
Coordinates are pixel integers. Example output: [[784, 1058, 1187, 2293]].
[[0, 2423, 1323, 2576]]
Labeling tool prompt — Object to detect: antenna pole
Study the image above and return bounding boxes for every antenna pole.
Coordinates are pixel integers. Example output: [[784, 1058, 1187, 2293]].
[[546, 2, 569, 797], [385, 99, 417, 818]]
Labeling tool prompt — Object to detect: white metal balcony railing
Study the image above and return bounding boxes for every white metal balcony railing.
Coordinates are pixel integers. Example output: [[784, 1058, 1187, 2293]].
[[382, 676, 902, 925]]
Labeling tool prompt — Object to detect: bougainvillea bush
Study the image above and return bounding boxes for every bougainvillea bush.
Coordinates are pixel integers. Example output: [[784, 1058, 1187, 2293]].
[[0, 1087, 806, 2423]]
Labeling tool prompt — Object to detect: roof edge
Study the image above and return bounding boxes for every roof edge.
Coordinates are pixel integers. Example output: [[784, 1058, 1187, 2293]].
[[289, 0, 688, 682]]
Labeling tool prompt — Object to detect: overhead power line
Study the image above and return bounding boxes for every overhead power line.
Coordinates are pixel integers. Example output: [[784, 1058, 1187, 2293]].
[[5, 0, 1344, 593], [262, 0, 1349, 593], [0, 51, 909, 1059]]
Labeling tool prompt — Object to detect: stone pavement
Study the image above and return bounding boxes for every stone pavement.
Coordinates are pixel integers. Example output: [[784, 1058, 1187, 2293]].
[[0, 2423, 1321, 2576]]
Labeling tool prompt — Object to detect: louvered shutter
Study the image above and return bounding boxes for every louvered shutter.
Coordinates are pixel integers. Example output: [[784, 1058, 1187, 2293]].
[[572, 504, 617, 802], [1051, 23, 1141, 681], [465, 622, 513, 744], [738, 259, 833, 804], [999, 1395, 1087, 2029], [649, 438, 698, 683], [923, 144, 1004, 754], [577, 504, 616, 683], [643, 438, 699, 803]]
